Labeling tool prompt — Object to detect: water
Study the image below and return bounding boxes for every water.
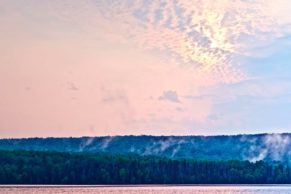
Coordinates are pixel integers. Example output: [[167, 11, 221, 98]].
[[1, 186, 291, 194]]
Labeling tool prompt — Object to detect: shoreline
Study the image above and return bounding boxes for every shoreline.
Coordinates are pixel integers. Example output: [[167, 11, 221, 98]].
[[1, 184, 291, 188]]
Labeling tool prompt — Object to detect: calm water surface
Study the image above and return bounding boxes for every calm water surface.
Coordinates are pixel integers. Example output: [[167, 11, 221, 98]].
[[1, 186, 291, 194]]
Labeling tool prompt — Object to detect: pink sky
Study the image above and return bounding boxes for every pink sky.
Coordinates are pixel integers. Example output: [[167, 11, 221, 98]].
[[1, 0, 291, 137]]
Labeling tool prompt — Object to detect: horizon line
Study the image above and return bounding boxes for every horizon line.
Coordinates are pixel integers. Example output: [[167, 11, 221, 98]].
[[1, 132, 291, 139]]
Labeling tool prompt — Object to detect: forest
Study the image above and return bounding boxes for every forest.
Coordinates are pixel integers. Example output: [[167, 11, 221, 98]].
[[1, 134, 290, 163], [0, 150, 290, 184]]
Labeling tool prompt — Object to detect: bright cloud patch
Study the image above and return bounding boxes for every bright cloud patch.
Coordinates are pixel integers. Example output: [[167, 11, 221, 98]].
[[94, 0, 289, 83]]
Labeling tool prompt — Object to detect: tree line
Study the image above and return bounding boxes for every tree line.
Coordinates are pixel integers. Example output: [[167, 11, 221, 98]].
[[0, 150, 290, 184]]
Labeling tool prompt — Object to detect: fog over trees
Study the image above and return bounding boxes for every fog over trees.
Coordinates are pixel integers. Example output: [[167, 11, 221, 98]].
[[1, 134, 291, 163]]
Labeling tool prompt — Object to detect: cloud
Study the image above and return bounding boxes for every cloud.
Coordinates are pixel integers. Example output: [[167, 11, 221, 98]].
[[92, 0, 291, 84], [159, 90, 180, 103]]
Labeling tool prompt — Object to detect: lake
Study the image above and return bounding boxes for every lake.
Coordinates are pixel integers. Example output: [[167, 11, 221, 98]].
[[1, 185, 291, 194]]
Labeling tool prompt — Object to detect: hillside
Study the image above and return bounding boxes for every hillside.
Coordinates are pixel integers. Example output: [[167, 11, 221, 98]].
[[0, 134, 290, 163]]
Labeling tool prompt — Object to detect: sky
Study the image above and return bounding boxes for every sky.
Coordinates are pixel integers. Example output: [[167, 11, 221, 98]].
[[1, 0, 291, 138]]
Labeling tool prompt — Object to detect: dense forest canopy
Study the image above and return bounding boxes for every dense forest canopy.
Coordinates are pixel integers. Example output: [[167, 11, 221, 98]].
[[0, 134, 291, 163], [1, 134, 290, 184], [0, 150, 290, 184]]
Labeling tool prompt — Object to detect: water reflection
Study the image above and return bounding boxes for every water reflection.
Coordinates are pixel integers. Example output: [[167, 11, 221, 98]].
[[1, 186, 291, 194]]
